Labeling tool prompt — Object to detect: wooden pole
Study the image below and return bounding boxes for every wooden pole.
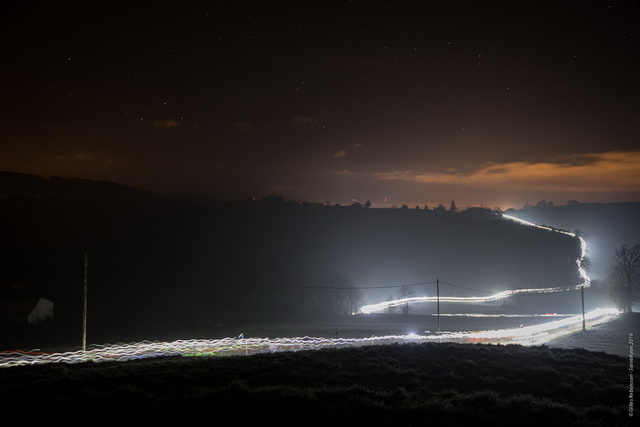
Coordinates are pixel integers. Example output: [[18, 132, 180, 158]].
[[581, 285, 586, 331], [82, 251, 88, 352], [437, 279, 440, 331]]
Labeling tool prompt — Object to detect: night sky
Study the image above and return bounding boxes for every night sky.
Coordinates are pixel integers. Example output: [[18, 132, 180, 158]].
[[2, 1, 639, 209]]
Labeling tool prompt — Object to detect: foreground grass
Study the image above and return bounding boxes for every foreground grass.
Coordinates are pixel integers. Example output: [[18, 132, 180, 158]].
[[1, 342, 633, 425]]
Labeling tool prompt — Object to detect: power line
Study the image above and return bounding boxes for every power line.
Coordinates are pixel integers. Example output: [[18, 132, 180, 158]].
[[285, 281, 438, 290], [439, 281, 493, 294], [90, 256, 443, 291], [7, 253, 600, 298]]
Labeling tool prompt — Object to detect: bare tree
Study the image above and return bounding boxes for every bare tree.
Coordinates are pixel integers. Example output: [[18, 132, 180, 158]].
[[327, 274, 363, 316], [397, 285, 416, 315], [608, 244, 640, 313]]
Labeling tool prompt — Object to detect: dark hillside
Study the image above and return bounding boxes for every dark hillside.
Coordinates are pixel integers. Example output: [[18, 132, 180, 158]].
[[0, 171, 159, 200], [0, 173, 585, 347]]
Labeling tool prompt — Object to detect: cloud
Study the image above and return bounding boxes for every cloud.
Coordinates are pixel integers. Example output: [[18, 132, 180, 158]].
[[331, 143, 365, 159], [372, 150, 640, 194], [151, 119, 180, 129], [330, 169, 357, 176]]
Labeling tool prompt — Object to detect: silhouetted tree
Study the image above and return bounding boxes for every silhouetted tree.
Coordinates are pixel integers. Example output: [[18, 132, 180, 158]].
[[345, 288, 363, 315], [607, 244, 640, 313], [327, 274, 362, 316], [434, 204, 446, 212], [364, 200, 371, 208], [450, 200, 458, 212], [397, 285, 416, 315]]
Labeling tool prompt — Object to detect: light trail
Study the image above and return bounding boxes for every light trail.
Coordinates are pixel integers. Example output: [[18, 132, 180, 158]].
[[432, 313, 569, 318], [0, 214, 615, 369], [0, 308, 619, 368], [502, 214, 591, 289], [360, 213, 591, 314], [422, 307, 618, 346]]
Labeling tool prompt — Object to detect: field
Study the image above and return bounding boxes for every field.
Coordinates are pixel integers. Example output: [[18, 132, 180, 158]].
[[1, 313, 636, 425]]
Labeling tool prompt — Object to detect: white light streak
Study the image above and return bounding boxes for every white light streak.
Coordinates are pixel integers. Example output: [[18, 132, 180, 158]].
[[425, 307, 618, 346], [360, 214, 591, 314], [502, 214, 590, 289], [433, 313, 567, 318], [0, 308, 619, 368]]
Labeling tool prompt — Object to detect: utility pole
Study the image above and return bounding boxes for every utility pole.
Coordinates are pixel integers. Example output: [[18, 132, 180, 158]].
[[436, 279, 440, 331], [82, 251, 88, 352], [581, 284, 585, 331]]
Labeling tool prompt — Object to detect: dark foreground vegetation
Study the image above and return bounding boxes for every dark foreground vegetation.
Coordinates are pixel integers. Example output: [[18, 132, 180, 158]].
[[1, 342, 633, 426]]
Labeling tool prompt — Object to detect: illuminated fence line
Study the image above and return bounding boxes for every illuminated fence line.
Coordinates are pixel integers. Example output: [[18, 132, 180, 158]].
[[0, 308, 618, 368], [360, 214, 591, 314]]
